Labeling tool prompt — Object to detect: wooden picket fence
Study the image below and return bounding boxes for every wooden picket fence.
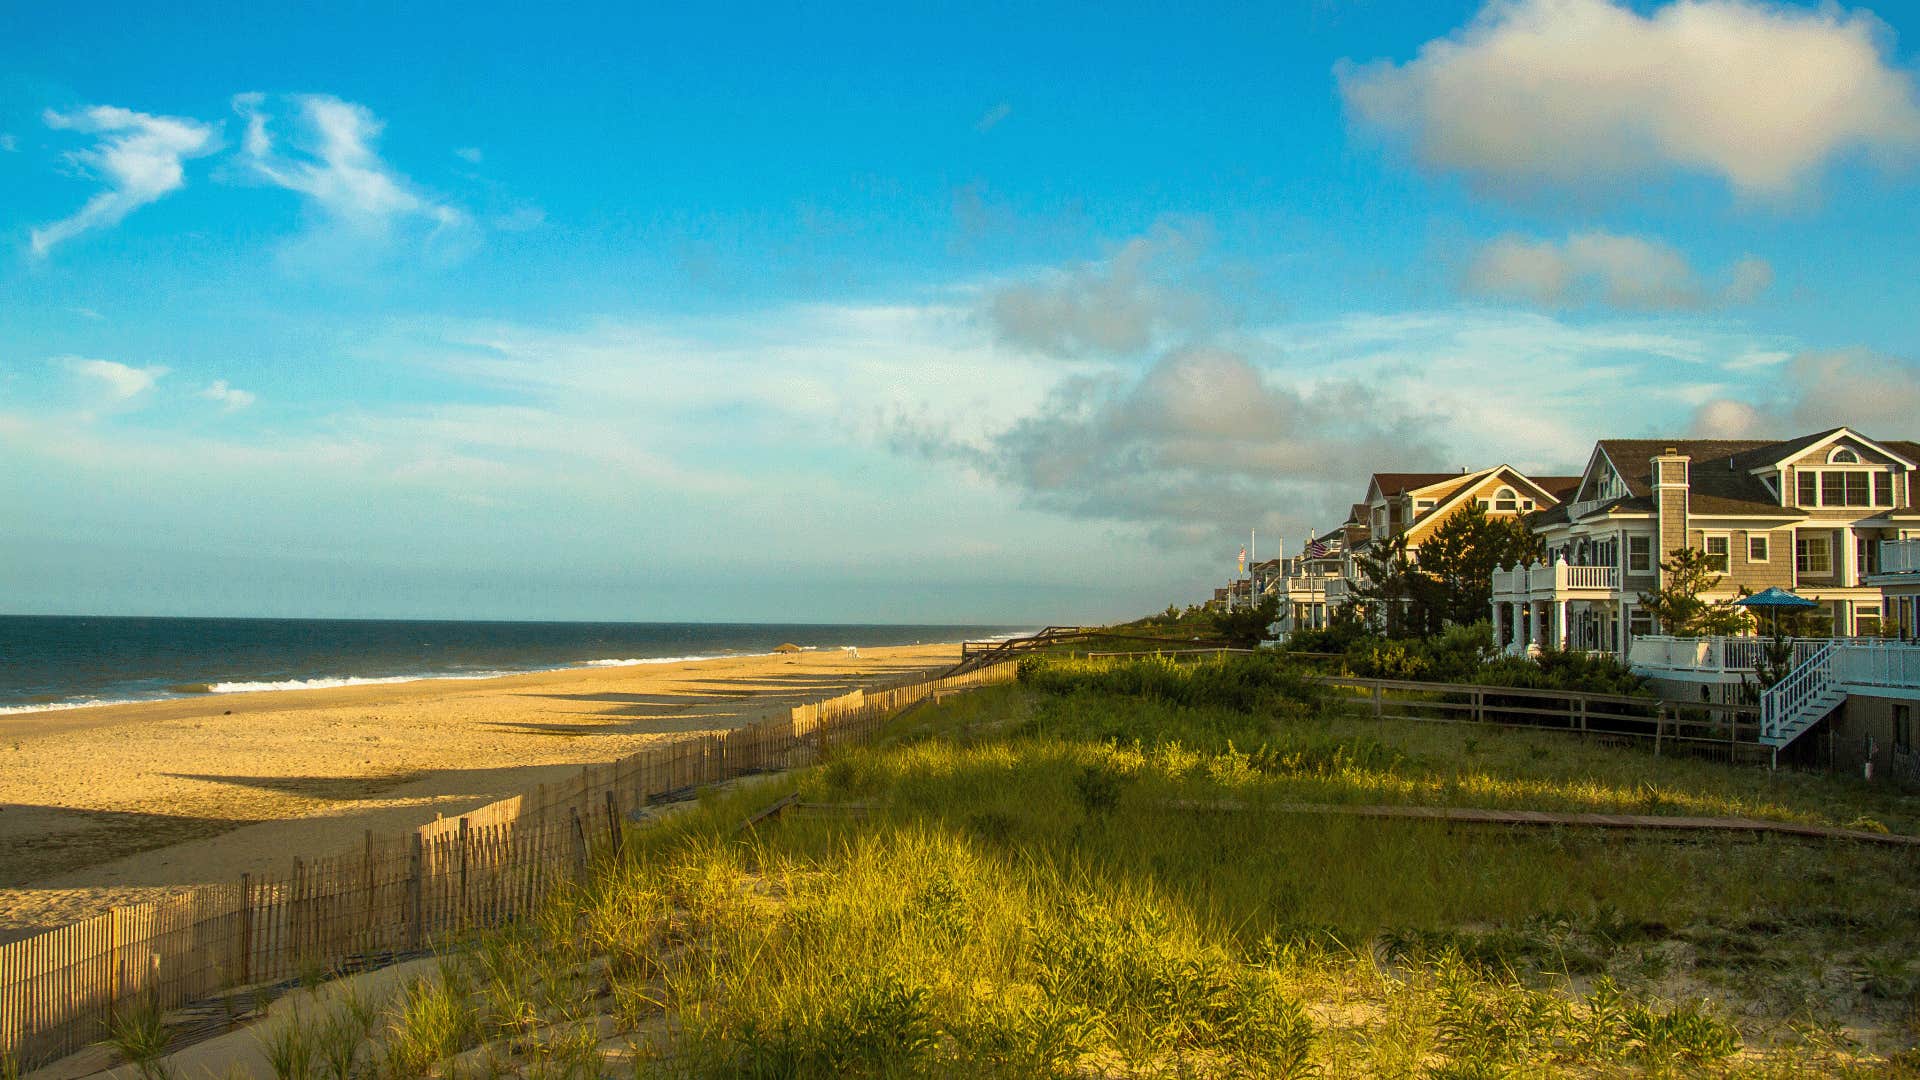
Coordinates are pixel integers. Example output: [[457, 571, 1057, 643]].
[[0, 661, 1018, 1069]]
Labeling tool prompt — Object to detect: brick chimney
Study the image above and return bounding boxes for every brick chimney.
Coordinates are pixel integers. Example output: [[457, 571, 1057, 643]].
[[1651, 447, 1690, 586]]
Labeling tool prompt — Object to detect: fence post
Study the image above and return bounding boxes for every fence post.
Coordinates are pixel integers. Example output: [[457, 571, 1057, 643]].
[[362, 830, 375, 939], [1372, 683, 1383, 718], [569, 807, 588, 877], [406, 833, 424, 951], [291, 857, 306, 966], [1654, 705, 1665, 757], [237, 874, 252, 986], [605, 791, 622, 858], [458, 817, 470, 931]]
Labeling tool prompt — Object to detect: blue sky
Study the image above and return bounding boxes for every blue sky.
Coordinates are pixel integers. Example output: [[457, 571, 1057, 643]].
[[4, 0, 1920, 623]]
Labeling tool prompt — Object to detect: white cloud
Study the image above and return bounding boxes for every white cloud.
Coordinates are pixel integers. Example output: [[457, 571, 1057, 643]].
[[199, 379, 256, 412], [453, 146, 483, 164], [984, 223, 1218, 358], [233, 93, 465, 239], [0, 133, 18, 152], [1464, 230, 1770, 310], [1690, 348, 1920, 437], [1339, 0, 1920, 199], [30, 105, 221, 255], [65, 357, 166, 403]]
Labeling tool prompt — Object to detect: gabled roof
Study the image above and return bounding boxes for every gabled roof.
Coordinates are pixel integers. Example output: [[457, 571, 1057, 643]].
[[1593, 438, 1782, 513], [1743, 426, 1920, 472], [1369, 471, 1473, 497], [1534, 475, 1583, 500]]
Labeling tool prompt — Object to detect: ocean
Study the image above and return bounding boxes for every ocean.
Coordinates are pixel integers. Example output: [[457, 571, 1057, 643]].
[[0, 616, 1028, 715]]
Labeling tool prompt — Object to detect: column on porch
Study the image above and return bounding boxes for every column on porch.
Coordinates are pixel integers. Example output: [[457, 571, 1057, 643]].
[[1490, 598, 1504, 650], [1557, 600, 1571, 650], [1617, 600, 1632, 660]]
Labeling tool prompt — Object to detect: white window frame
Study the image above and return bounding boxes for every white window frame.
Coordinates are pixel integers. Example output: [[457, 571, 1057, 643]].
[[1828, 446, 1861, 464], [1627, 535, 1652, 573], [1492, 486, 1519, 513], [1798, 466, 1892, 507], [1796, 534, 1832, 576], [1747, 533, 1769, 563], [1701, 533, 1731, 573]]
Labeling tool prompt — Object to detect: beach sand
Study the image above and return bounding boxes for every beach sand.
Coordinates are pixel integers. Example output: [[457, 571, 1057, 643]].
[[0, 643, 960, 942]]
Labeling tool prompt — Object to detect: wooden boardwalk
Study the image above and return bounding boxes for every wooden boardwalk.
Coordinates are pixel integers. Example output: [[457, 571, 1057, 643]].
[[1222, 801, 1920, 847]]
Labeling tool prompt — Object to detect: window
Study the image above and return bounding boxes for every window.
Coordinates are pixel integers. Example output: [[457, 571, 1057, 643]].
[[1822, 472, 1847, 506], [1702, 535, 1730, 573], [1830, 447, 1860, 463], [1858, 536, 1880, 578], [1414, 499, 1434, 513], [1629, 609, 1654, 637], [1796, 534, 1832, 576], [1493, 487, 1518, 512], [1857, 604, 1882, 637], [1748, 534, 1770, 563], [1798, 471, 1817, 506], [1875, 473, 1894, 506], [1896, 704, 1912, 753], [1799, 468, 1888, 506], [1628, 535, 1652, 573], [1846, 472, 1870, 505]]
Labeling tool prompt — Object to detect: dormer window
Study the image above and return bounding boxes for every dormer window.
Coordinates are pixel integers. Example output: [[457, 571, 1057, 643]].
[[1829, 447, 1861, 464], [1493, 487, 1518, 512]]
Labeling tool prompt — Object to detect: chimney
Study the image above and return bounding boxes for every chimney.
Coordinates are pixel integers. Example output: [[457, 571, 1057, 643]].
[[1651, 448, 1691, 586]]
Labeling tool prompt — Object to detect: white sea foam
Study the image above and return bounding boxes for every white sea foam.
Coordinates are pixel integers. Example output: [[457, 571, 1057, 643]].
[[0, 697, 152, 715], [582, 653, 739, 667]]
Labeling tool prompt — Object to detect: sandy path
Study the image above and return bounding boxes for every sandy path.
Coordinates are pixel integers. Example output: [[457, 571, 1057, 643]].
[[0, 643, 958, 941]]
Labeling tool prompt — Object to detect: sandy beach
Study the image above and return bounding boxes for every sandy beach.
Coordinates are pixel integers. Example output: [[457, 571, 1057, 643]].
[[0, 643, 960, 942]]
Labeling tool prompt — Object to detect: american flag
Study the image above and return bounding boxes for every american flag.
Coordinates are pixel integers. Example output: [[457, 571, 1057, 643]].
[[1304, 538, 1332, 559], [1237, 545, 1246, 572]]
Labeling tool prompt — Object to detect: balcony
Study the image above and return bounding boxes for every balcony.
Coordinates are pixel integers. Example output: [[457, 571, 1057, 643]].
[[1490, 562, 1620, 599], [1881, 538, 1920, 576]]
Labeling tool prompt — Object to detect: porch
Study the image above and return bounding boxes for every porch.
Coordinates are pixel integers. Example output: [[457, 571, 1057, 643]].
[[1489, 562, 1626, 656]]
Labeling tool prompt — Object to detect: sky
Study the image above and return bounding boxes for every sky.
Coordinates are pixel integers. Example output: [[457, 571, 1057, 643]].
[[4, 0, 1920, 625]]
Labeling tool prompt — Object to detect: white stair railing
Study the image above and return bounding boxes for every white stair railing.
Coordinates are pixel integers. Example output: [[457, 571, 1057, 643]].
[[1759, 642, 1841, 748]]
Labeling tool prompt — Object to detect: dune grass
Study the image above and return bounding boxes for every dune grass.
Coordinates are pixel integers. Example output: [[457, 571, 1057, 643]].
[[305, 654, 1920, 1076]]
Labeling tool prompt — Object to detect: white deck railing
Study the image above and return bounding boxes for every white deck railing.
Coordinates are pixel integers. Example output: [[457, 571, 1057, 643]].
[[1491, 562, 1620, 598], [1629, 635, 1833, 675], [1882, 539, 1920, 576], [1833, 641, 1920, 690]]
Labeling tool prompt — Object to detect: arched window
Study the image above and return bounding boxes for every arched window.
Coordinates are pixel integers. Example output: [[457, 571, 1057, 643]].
[[1829, 447, 1861, 463], [1493, 486, 1519, 512]]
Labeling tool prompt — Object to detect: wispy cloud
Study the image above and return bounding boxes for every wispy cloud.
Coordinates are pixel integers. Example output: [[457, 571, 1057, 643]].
[[30, 106, 221, 256], [1463, 231, 1771, 310], [1340, 0, 1920, 200], [232, 93, 465, 242], [453, 146, 483, 164], [0, 133, 18, 152], [974, 102, 1013, 133], [199, 379, 256, 412], [64, 356, 166, 404]]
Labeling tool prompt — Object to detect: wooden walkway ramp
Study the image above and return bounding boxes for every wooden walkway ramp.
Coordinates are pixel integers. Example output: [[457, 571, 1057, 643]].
[[1256, 802, 1920, 848]]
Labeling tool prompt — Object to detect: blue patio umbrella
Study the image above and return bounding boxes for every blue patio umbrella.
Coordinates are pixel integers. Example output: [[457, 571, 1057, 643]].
[[1735, 587, 1819, 635]]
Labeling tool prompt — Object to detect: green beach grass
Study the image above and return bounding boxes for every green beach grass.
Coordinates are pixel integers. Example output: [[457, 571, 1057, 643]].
[[268, 654, 1920, 1077]]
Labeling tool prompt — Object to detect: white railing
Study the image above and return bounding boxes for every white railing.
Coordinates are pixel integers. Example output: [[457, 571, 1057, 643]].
[[1629, 635, 1831, 676], [1882, 539, 1920, 576], [1832, 641, 1920, 690], [1760, 643, 1839, 747], [1491, 562, 1619, 598]]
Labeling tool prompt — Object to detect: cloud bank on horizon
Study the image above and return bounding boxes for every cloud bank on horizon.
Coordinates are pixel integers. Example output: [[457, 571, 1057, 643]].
[[3, 0, 1919, 621]]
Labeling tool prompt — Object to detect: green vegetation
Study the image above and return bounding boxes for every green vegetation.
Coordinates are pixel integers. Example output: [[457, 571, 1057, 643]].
[[1353, 503, 1543, 639], [1289, 620, 1650, 695], [242, 654, 1920, 1076], [1638, 548, 1754, 638]]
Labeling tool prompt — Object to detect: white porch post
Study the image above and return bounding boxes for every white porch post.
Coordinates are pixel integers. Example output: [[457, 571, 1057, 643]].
[[1557, 600, 1571, 649], [1491, 600, 1504, 650], [1617, 600, 1631, 659]]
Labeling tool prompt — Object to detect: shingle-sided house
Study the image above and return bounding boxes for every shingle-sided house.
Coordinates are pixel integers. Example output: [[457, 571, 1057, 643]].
[[1491, 426, 1920, 662]]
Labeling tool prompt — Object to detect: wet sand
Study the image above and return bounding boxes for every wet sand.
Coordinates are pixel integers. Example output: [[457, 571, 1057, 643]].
[[0, 643, 959, 941]]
